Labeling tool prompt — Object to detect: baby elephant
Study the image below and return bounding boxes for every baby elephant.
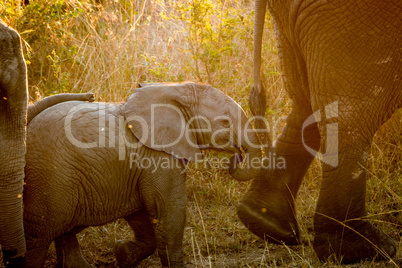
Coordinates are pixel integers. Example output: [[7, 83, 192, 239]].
[[23, 82, 262, 267]]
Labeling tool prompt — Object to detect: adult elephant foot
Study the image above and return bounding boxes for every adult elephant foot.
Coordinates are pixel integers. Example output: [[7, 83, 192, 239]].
[[237, 176, 300, 245], [314, 220, 397, 263], [114, 210, 157, 267]]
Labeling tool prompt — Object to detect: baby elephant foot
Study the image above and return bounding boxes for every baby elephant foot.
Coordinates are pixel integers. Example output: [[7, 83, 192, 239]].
[[114, 239, 157, 267], [55, 232, 92, 268], [237, 190, 300, 245], [314, 220, 397, 263]]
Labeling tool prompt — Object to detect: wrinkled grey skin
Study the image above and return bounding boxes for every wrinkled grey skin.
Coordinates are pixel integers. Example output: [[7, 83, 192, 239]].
[[0, 20, 27, 268], [243, 0, 402, 264], [0, 20, 95, 267], [23, 82, 262, 267]]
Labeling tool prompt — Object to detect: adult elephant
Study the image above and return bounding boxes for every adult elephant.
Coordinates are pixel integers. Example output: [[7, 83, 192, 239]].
[[242, 0, 402, 264], [0, 21, 94, 267]]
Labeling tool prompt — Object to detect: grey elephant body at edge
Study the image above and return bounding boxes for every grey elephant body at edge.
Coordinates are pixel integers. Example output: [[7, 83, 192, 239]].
[[0, 21, 28, 267], [23, 82, 262, 267], [243, 0, 402, 264], [0, 20, 95, 267]]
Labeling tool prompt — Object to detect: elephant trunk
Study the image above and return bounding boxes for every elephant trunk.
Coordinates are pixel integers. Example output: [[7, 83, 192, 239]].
[[27, 93, 95, 123], [229, 115, 262, 181]]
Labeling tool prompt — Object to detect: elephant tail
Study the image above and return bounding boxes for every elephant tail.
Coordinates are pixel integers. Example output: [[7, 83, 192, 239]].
[[27, 93, 95, 123], [250, 0, 270, 147]]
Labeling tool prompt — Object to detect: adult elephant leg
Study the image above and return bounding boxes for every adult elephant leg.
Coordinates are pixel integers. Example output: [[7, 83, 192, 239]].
[[238, 105, 320, 244], [243, 5, 321, 243], [313, 114, 397, 263], [114, 210, 157, 267], [54, 231, 91, 268]]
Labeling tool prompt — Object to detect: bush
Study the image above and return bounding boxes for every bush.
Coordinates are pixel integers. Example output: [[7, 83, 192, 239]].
[[1, 0, 281, 106]]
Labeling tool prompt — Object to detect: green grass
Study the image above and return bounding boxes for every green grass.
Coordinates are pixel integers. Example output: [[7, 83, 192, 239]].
[[1, 0, 401, 267]]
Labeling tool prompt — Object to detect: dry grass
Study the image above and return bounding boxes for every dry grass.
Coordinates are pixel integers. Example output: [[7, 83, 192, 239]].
[[1, 0, 401, 267]]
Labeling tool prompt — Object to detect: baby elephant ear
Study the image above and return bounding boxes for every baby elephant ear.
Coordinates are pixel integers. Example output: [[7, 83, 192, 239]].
[[123, 83, 201, 161]]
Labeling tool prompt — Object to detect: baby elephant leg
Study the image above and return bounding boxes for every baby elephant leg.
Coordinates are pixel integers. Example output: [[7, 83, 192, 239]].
[[148, 174, 187, 267], [25, 238, 52, 268], [114, 210, 157, 267], [55, 231, 91, 268]]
